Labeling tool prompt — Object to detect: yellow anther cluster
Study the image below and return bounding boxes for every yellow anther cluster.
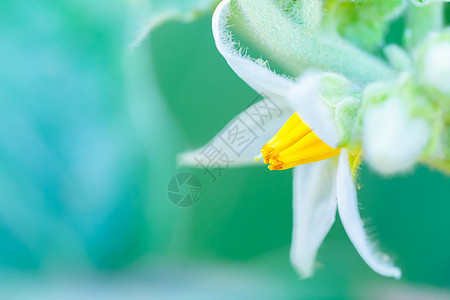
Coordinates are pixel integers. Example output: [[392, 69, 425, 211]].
[[258, 113, 341, 170]]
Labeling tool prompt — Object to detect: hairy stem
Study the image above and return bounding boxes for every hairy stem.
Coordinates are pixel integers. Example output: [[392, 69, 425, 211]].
[[236, 0, 396, 85], [293, 0, 323, 30], [405, 2, 444, 51]]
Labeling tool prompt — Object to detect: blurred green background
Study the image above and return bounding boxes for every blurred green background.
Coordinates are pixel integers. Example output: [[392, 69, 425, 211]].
[[0, 0, 449, 299]]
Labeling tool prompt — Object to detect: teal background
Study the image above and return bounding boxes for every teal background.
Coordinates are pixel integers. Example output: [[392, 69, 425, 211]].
[[0, 1, 448, 298]]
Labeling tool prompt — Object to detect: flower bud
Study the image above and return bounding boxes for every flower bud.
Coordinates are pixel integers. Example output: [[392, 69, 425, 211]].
[[362, 83, 432, 174], [415, 29, 450, 97]]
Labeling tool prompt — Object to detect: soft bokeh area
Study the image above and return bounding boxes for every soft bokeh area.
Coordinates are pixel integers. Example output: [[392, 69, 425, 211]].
[[0, 1, 449, 299]]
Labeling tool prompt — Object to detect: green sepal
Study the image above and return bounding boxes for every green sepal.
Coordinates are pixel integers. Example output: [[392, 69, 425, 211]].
[[325, 0, 406, 51]]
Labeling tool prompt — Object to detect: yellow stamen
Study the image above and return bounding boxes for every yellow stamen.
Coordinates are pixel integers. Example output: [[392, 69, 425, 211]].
[[261, 114, 311, 162], [349, 147, 363, 184], [259, 113, 341, 170], [254, 153, 263, 161]]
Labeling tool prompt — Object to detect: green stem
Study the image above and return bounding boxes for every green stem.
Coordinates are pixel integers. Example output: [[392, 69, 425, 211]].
[[236, 0, 396, 85], [293, 0, 323, 30], [405, 2, 444, 51]]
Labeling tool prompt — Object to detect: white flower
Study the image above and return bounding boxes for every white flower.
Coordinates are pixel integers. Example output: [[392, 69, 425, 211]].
[[362, 27, 450, 175], [179, 0, 401, 279]]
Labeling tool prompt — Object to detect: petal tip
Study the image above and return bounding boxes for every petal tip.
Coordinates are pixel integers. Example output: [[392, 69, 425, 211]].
[[289, 255, 315, 280]]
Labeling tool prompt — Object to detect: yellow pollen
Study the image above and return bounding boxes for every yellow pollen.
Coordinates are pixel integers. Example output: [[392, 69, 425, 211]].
[[259, 113, 341, 170]]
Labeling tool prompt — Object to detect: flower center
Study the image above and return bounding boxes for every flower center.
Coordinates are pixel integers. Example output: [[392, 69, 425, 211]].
[[256, 113, 341, 170]]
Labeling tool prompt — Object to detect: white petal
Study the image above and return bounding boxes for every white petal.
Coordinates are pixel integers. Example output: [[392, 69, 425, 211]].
[[363, 96, 431, 175], [213, 2, 341, 147], [212, 0, 295, 102], [178, 98, 293, 167], [285, 72, 341, 148], [336, 150, 401, 279], [290, 159, 338, 278]]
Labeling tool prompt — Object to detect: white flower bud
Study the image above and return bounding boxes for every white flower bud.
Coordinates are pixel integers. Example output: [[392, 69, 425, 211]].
[[415, 29, 450, 97], [421, 42, 450, 95], [363, 96, 431, 175]]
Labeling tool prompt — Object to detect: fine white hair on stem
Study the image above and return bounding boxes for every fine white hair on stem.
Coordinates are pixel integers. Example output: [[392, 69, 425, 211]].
[[410, 0, 449, 7]]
